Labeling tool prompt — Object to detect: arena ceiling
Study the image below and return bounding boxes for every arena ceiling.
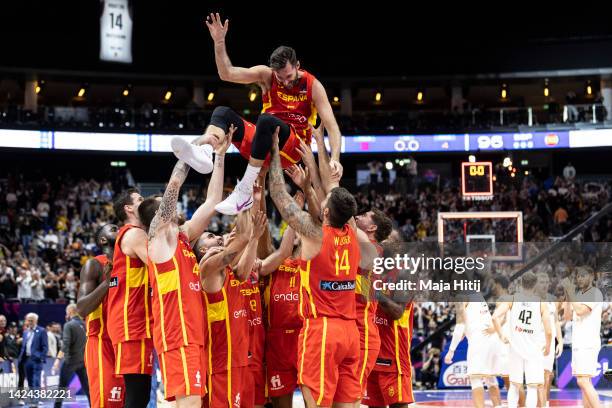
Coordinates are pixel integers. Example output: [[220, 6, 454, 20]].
[[2, 2, 612, 80]]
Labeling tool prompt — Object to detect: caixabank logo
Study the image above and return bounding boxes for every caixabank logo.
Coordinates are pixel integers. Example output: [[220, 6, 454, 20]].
[[320, 280, 356, 291]]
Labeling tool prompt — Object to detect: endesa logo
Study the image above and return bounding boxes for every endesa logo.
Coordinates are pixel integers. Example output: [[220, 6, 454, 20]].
[[545, 133, 559, 146], [273, 292, 299, 302], [319, 280, 355, 291], [234, 309, 248, 319], [188, 281, 201, 291], [442, 361, 469, 387]]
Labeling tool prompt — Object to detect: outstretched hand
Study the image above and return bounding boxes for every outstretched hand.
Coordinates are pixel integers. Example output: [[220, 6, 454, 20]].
[[205, 13, 229, 43], [251, 211, 267, 240]]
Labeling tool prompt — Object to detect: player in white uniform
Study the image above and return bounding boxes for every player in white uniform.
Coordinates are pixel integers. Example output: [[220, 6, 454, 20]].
[[561, 266, 603, 408], [445, 292, 501, 408], [535, 272, 563, 407], [490, 275, 526, 406], [492, 272, 552, 408]]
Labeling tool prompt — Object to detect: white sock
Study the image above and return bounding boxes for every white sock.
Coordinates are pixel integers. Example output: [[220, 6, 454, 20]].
[[545, 402, 549, 407], [508, 383, 519, 408], [525, 386, 537, 408], [237, 164, 261, 192]]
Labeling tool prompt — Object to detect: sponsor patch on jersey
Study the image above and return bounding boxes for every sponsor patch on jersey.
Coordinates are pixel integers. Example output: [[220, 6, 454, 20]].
[[319, 280, 355, 291], [109, 276, 119, 288], [375, 358, 393, 367]]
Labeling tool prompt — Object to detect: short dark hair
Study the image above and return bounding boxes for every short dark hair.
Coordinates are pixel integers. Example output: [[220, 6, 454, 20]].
[[370, 208, 393, 242], [138, 197, 160, 232], [521, 271, 538, 290], [269, 46, 297, 70], [493, 275, 509, 289], [94, 224, 108, 246], [113, 188, 140, 222], [327, 187, 357, 228]]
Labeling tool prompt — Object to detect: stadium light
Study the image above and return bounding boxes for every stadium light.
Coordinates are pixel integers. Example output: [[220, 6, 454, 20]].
[[122, 85, 131, 97], [468, 155, 476, 163], [416, 89, 424, 103], [586, 80, 593, 97], [503, 157, 512, 167], [333, 96, 340, 103], [164, 90, 172, 101], [385, 161, 393, 170], [543, 79, 549, 97], [500, 84, 508, 100], [248, 89, 257, 102], [35, 80, 44, 95], [374, 91, 382, 103], [77, 86, 87, 98]]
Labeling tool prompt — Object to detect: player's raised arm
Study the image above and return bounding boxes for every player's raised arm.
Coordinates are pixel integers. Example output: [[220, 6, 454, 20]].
[[205, 12, 270, 85], [269, 127, 323, 242], [312, 79, 343, 178]]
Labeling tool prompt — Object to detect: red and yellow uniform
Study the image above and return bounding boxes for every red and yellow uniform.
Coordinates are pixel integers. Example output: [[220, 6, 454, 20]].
[[298, 224, 361, 407], [148, 232, 207, 400], [355, 242, 384, 395], [242, 275, 266, 406], [203, 268, 250, 408], [232, 70, 318, 169], [107, 224, 153, 375], [363, 302, 414, 407], [84, 254, 125, 408], [263, 257, 302, 398]]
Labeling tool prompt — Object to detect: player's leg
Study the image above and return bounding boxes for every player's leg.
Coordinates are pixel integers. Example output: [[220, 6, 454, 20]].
[[123, 374, 151, 408], [576, 376, 601, 408], [300, 386, 318, 408], [507, 382, 521, 408], [545, 369, 553, 405], [172, 106, 246, 174], [469, 376, 486, 408], [175, 396, 202, 408], [525, 384, 538, 408], [484, 376, 502, 408], [271, 394, 293, 408], [214, 113, 292, 215]]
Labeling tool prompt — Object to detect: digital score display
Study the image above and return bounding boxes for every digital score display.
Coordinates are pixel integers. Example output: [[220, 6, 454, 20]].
[[461, 162, 493, 200]]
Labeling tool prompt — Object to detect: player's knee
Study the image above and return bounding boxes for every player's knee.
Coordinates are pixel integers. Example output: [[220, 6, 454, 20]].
[[210, 106, 236, 132], [470, 377, 484, 390], [576, 376, 591, 388], [256, 113, 283, 132], [485, 376, 499, 388]]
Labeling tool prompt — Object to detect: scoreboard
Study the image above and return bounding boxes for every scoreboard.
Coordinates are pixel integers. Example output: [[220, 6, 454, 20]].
[[461, 162, 493, 200]]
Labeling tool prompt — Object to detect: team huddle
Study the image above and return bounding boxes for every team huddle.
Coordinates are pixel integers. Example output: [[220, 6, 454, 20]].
[[75, 12, 605, 408]]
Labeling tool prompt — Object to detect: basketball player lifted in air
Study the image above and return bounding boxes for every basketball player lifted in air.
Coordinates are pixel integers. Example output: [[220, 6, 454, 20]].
[[172, 12, 344, 215]]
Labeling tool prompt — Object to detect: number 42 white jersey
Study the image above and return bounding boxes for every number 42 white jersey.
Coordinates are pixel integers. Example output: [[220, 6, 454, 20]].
[[510, 297, 545, 360]]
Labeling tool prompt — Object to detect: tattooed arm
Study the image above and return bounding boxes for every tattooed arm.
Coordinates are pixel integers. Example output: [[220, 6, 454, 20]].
[[269, 128, 322, 242], [147, 161, 190, 263]]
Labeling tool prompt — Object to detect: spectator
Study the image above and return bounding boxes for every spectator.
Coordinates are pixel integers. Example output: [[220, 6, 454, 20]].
[[16, 267, 32, 302], [53, 304, 89, 408], [0, 260, 17, 298], [19, 313, 48, 388], [30, 270, 45, 302], [563, 162, 576, 181], [47, 323, 58, 358], [44, 272, 60, 302], [3, 321, 20, 360], [421, 348, 442, 389], [63, 272, 77, 302]]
